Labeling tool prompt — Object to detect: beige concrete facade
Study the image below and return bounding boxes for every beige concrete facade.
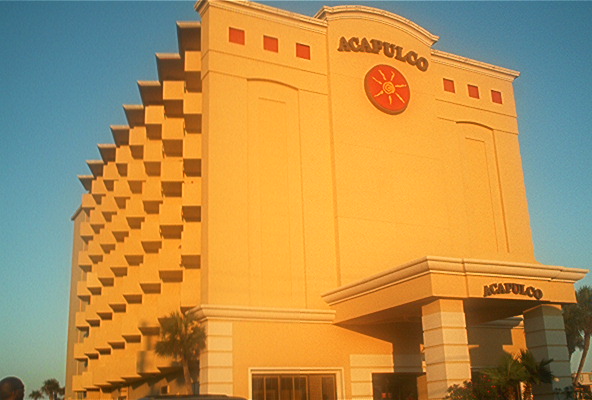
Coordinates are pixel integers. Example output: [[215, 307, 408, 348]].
[[65, 2, 587, 400]]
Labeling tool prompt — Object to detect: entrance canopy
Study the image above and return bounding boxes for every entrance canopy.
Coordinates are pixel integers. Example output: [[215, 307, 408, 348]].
[[322, 256, 587, 326], [323, 257, 587, 399]]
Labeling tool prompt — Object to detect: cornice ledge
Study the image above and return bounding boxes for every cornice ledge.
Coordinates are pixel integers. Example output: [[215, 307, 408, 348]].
[[463, 258, 588, 282], [314, 5, 439, 47], [196, 0, 327, 32], [321, 256, 459, 305], [431, 49, 520, 82], [322, 256, 588, 305], [191, 304, 336, 323]]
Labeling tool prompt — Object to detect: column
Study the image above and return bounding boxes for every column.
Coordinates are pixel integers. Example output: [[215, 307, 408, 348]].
[[421, 299, 471, 400], [393, 324, 423, 373], [199, 320, 234, 395], [349, 354, 393, 400], [523, 304, 572, 400]]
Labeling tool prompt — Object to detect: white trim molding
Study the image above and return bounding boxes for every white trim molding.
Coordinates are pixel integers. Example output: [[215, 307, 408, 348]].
[[192, 304, 336, 324]]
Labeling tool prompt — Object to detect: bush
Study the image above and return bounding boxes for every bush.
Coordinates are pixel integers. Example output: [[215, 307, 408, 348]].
[[445, 373, 501, 400]]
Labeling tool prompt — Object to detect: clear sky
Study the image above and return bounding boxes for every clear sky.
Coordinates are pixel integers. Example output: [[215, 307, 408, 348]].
[[0, 0, 590, 396]]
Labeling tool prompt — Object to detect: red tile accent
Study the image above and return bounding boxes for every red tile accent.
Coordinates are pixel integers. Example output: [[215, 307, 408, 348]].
[[443, 78, 455, 93], [491, 90, 503, 104], [229, 27, 245, 45], [468, 84, 480, 99], [296, 43, 310, 60], [264, 36, 278, 52]]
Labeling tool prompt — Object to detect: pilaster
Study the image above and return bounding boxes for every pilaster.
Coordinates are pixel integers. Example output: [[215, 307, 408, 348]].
[[421, 299, 471, 400], [200, 320, 234, 395]]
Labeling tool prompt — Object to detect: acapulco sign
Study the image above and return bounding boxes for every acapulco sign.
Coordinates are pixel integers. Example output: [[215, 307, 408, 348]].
[[483, 283, 544, 300], [338, 36, 429, 72]]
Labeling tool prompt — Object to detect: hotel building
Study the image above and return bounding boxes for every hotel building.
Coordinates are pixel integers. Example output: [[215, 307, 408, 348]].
[[65, 1, 588, 400]]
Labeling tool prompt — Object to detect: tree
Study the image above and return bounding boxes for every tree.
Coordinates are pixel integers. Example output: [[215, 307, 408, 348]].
[[482, 351, 553, 400], [483, 352, 526, 400], [28, 390, 43, 400], [571, 286, 592, 385], [519, 350, 554, 400], [563, 302, 584, 360], [445, 373, 501, 400], [40, 380, 63, 400], [155, 310, 206, 395]]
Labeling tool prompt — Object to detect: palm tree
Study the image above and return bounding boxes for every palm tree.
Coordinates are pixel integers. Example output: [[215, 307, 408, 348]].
[[483, 352, 526, 400], [563, 302, 584, 360], [483, 351, 554, 400], [29, 390, 43, 400], [519, 350, 554, 400], [155, 310, 206, 395], [40, 379, 62, 400], [573, 286, 592, 385]]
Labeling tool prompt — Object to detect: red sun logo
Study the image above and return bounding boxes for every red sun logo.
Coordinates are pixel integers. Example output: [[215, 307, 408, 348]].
[[364, 65, 410, 114]]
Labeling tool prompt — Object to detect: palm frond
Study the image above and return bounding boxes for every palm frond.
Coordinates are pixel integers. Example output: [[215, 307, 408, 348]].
[[155, 310, 206, 361]]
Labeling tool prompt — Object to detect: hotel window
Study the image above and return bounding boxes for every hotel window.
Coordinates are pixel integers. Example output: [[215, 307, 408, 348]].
[[252, 374, 336, 400], [229, 27, 245, 45], [491, 90, 503, 104], [468, 84, 480, 99], [443, 78, 455, 93], [296, 43, 311, 60], [264, 36, 279, 52]]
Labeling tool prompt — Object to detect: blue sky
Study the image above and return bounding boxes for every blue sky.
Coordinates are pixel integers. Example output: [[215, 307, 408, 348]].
[[0, 0, 590, 395]]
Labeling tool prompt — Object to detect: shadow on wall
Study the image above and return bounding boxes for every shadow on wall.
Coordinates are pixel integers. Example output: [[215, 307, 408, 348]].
[[468, 321, 518, 368]]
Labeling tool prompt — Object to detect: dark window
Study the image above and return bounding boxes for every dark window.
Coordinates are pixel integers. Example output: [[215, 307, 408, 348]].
[[443, 78, 455, 93], [468, 84, 480, 99], [491, 90, 503, 104], [253, 374, 335, 400], [229, 27, 245, 45], [264, 36, 279, 52], [296, 43, 311, 60]]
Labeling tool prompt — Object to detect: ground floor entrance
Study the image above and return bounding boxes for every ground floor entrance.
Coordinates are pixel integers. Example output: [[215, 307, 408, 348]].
[[252, 374, 337, 400], [321, 256, 587, 400], [372, 373, 423, 400]]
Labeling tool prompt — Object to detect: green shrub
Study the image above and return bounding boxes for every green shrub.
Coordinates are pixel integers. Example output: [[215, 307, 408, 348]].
[[445, 373, 501, 400]]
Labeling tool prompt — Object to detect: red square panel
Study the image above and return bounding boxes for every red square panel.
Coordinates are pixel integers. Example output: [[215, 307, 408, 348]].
[[491, 90, 503, 104], [229, 27, 245, 45], [443, 78, 455, 93], [264, 36, 278, 52], [296, 43, 310, 60], [468, 84, 480, 99]]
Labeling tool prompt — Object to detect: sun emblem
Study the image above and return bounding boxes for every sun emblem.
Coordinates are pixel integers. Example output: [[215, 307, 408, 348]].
[[364, 65, 410, 114]]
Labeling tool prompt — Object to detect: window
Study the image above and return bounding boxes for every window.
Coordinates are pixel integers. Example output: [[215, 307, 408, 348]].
[[229, 27, 245, 45], [443, 78, 455, 93], [491, 90, 503, 104], [253, 374, 336, 400], [296, 43, 310, 60], [372, 373, 420, 400], [264, 36, 279, 52], [468, 84, 480, 99]]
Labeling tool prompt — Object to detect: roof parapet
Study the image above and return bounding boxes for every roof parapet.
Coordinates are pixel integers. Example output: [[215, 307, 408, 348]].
[[315, 5, 439, 47], [431, 49, 520, 81]]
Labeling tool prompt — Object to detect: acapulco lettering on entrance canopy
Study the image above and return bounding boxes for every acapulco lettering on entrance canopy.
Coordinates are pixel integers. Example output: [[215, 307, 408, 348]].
[[483, 283, 544, 300], [337, 36, 429, 72]]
